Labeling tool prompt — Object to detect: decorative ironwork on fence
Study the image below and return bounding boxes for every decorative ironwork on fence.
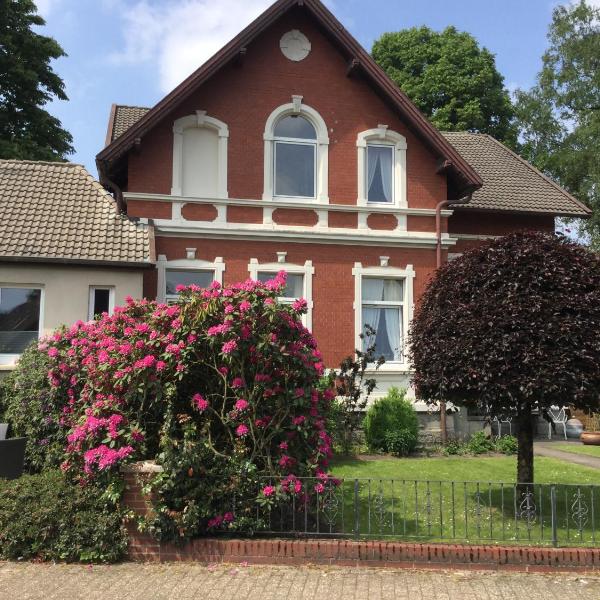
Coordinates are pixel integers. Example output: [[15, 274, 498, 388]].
[[247, 477, 599, 547]]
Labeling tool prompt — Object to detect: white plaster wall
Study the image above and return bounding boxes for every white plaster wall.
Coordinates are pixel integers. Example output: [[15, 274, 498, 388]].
[[0, 262, 144, 338]]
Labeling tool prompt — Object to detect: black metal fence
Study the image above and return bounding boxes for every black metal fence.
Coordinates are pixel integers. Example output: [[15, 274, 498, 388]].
[[251, 477, 599, 547]]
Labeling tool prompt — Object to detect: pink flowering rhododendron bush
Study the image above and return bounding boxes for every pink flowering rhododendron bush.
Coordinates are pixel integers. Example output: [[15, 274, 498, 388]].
[[41, 273, 334, 540]]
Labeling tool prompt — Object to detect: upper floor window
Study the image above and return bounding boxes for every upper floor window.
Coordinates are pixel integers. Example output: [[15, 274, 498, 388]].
[[274, 115, 316, 198], [171, 111, 229, 199], [357, 126, 407, 208], [263, 96, 329, 203], [367, 145, 394, 203]]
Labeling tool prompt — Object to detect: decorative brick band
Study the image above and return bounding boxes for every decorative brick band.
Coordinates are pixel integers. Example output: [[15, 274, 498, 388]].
[[122, 463, 600, 572]]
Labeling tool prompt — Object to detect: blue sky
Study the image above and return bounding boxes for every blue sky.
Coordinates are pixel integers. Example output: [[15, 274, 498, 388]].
[[35, 0, 583, 176]]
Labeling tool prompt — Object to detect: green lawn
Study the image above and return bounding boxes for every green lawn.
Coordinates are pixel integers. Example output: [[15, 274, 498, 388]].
[[272, 454, 600, 547], [330, 454, 600, 485], [553, 443, 600, 459]]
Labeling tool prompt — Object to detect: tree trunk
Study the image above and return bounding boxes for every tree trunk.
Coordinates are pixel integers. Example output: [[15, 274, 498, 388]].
[[516, 411, 534, 486]]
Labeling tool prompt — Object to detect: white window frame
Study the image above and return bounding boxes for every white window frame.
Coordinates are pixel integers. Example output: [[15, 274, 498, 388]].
[[248, 257, 314, 330], [0, 284, 44, 365], [357, 126, 407, 208], [88, 286, 115, 320], [273, 136, 317, 200], [352, 262, 415, 369], [263, 95, 329, 204], [156, 255, 225, 303], [171, 110, 229, 198]]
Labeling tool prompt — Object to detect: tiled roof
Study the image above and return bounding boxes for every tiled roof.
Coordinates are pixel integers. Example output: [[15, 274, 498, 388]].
[[0, 160, 151, 264], [109, 105, 150, 143], [442, 132, 590, 217]]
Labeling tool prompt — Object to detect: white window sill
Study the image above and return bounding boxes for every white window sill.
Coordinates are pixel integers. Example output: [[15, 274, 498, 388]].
[[365, 362, 412, 374]]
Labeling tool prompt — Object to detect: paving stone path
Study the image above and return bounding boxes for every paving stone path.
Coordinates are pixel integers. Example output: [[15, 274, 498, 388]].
[[534, 442, 600, 470], [1, 562, 600, 600]]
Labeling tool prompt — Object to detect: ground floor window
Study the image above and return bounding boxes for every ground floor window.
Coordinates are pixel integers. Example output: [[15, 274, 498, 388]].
[[156, 255, 225, 303], [361, 277, 403, 361], [248, 256, 314, 329], [88, 286, 115, 320], [0, 286, 42, 362], [352, 262, 415, 367], [165, 269, 214, 302]]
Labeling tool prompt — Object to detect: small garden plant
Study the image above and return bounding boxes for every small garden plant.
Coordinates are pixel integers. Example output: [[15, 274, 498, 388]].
[[364, 387, 419, 456]]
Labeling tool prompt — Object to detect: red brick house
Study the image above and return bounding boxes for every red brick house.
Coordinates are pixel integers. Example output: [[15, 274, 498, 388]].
[[95, 0, 589, 433]]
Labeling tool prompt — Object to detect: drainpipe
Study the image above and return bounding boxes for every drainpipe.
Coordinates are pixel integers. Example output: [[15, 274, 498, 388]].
[[435, 200, 450, 443], [434, 194, 472, 442]]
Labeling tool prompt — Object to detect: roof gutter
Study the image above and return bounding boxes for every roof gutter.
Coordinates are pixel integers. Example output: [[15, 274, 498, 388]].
[[98, 161, 126, 214]]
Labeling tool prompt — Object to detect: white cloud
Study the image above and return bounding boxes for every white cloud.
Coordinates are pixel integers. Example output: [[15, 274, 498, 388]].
[[110, 0, 273, 92], [110, 0, 339, 93]]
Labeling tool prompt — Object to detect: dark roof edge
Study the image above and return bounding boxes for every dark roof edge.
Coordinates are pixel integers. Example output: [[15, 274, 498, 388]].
[[105, 104, 117, 148], [0, 255, 155, 269], [96, 0, 482, 195], [450, 205, 590, 219]]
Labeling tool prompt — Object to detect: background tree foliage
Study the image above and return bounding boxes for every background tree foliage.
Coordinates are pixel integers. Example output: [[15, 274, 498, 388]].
[[514, 1, 600, 247], [0, 0, 73, 160], [409, 232, 600, 486], [372, 26, 516, 144]]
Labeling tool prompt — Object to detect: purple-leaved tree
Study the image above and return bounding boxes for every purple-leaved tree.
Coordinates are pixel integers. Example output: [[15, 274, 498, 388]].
[[409, 231, 600, 484]]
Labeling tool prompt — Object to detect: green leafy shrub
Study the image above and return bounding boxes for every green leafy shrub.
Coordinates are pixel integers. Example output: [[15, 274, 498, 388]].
[[364, 388, 419, 455], [383, 429, 418, 457], [0, 342, 69, 472], [495, 434, 518, 455], [443, 438, 468, 456], [466, 431, 495, 454], [0, 470, 126, 562]]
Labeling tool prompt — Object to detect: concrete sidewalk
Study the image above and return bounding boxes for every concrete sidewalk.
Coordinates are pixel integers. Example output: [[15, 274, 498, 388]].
[[534, 442, 600, 470], [1, 562, 599, 600]]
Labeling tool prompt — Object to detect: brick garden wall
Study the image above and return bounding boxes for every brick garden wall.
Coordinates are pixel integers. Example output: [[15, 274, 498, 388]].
[[122, 465, 600, 572]]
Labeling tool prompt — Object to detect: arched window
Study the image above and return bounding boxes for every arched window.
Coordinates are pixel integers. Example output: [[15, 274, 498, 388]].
[[263, 96, 329, 203], [357, 126, 407, 208], [273, 115, 316, 198], [171, 111, 228, 198]]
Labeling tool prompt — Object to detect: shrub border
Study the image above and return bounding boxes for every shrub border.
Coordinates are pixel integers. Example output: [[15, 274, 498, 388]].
[[123, 463, 600, 572]]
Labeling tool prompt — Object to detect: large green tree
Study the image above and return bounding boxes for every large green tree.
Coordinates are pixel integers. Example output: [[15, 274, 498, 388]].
[[0, 0, 73, 160], [515, 1, 600, 247], [372, 26, 516, 144]]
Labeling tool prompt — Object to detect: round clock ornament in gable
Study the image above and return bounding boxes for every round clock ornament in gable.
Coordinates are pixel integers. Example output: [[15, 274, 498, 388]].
[[280, 30, 311, 62]]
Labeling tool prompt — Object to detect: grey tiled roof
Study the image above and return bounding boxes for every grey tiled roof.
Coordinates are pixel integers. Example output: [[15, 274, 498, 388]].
[[110, 105, 150, 142], [0, 160, 151, 264], [442, 132, 590, 217]]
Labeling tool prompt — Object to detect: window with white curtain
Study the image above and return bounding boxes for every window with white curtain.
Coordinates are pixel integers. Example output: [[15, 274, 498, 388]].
[[366, 145, 394, 203], [361, 278, 403, 362], [273, 115, 316, 198]]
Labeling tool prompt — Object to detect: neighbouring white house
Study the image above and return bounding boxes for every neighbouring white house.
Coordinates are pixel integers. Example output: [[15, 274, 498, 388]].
[[0, 159, 153, 373]]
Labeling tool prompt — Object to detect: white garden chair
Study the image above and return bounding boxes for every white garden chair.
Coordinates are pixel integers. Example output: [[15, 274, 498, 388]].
[[547, 406, 568, 440], [492, 416, 512, 437]]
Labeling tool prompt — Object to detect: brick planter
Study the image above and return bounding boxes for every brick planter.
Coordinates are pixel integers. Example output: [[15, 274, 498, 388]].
[[121, 462, 600, 572]]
